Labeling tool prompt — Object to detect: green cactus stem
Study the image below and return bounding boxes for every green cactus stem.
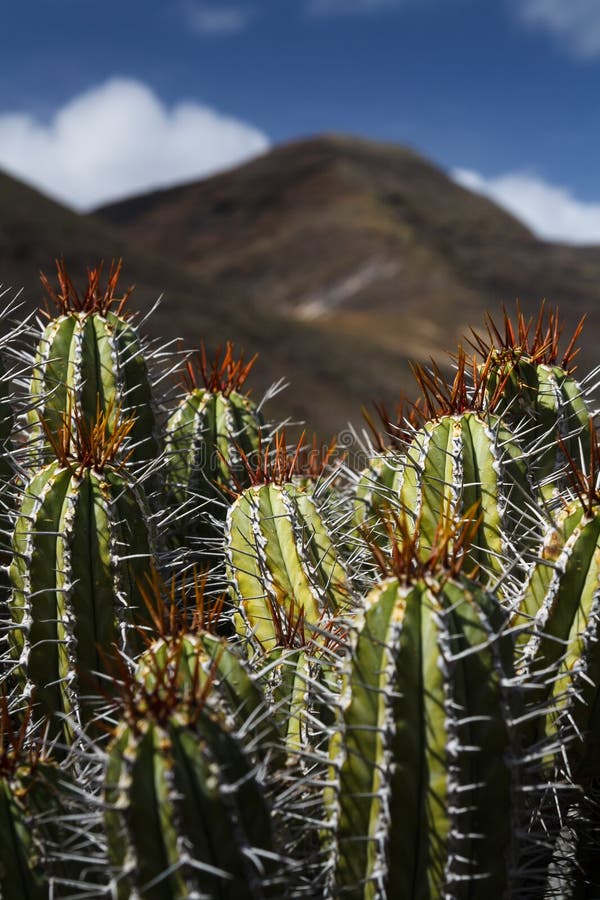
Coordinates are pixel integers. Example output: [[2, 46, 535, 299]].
[[254, 628, 340, 760], [0, 701, 79, 897], [226, 433, 352, 653], [137, 631, 281, 754], [0, 712, 47, 899], [388, 353, 537, 583], [29, 260, 158, 470], [327, 522, 515, 899], [352, 400, 421, 537], [104, 667, 280, 899], [9, 406, 156, 740], [511, 446, 600, 781], [353, 449, 401, 538], [164, 342, 262, 541], [469, 305, 593, 497]]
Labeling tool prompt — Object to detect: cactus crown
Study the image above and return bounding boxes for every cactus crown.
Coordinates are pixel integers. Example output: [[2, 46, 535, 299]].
[[410, 348, 505, 421], [40, 400, 135, 474], [296, 433, 340, 478], [258, 595, 348, 655], [40, 258, 133, 319], [468, 302, 585, 372], [182, 341, 257, 397], [236, 430, 333, 488], [365, 504, 483, 584], [262, 596, 307, 651], [140, 567, 224, 641], [363, 397, 424, 451], [110, 644, 218, 733]]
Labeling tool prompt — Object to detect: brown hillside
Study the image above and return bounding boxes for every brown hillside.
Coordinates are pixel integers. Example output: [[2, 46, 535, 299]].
[[0, 161, 415, 435], [2, 134, 600, 437], [96, 134, 600, 372]]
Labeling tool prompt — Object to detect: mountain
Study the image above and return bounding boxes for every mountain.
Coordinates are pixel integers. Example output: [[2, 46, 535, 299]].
[[3, 135, 600, 438], [95, 134, 600, 376], [0, 160, 416, 435]]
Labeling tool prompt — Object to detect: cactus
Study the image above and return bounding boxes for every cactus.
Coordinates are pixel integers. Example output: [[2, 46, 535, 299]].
[[0, 701, 81, 897], [29, 260, 158, 470], [137, 631, 282, 752], [385, 354, 538, 584], [511, 439, 600, 782], [2, 259, 600, 897], [325, 521, 520, 899], [8, 405, 156, 740], [104, 667, 281, 899], [164, 343, 262, 542], [353, 449, 401, 539], [226, 433, 352, 653], [252, 626, 341, 759], [470, 305, 593, 497], [0, 711, 48, 898], [352, 401, 421, 537]]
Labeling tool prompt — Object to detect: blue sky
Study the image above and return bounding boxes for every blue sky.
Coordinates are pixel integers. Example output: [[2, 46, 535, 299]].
[[3, 0, 600, 242]]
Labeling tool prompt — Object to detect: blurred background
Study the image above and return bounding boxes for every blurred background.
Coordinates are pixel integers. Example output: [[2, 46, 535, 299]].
[[2, 0, 600, 434]]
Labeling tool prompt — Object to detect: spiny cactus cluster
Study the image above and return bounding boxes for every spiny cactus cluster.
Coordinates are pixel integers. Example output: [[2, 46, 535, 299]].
[[0, 263, 599, 897]]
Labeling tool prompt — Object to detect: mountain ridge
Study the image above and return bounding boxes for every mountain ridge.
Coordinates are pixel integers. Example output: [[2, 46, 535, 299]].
[[94, 132, 600, 376], [2, 134, 600, 434]]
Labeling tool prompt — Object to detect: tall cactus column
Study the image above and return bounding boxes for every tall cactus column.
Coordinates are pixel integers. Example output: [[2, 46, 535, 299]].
[[470, 306, 593, 498], [377, 353, 538, 585], [164, 342, 263, 545], [9, 407, 157, 741], [104, 668, 281, 899], [511, 445, 600, 782], [325, 526, 518, 899]]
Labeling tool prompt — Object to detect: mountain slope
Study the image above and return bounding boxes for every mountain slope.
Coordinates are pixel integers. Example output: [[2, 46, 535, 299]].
[[3, 134, 599, 439], [95, 134, 600, 372], [0, 165, 416, 435]]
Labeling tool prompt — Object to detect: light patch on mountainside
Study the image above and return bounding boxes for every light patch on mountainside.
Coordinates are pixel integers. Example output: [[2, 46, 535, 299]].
[[453, 167, 600, 245], [295, 257, 402, 319], [0, 78, 269, 210]]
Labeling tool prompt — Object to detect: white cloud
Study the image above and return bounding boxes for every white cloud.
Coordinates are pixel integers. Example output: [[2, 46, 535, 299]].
[[0, 78, 269, 211], [184, 3, 255, 36], [516, 0, 600, 58], [452, 167, 600, 245], [307, 0, 403, 16]]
